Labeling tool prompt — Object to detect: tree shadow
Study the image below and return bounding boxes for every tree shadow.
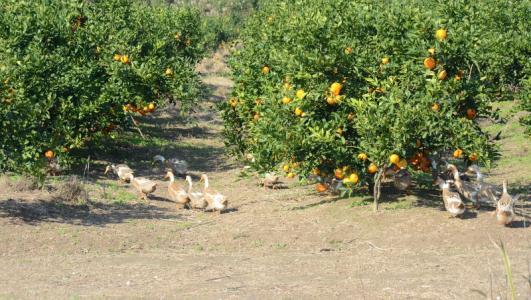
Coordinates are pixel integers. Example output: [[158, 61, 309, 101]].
[[0, 198, 184, 227]]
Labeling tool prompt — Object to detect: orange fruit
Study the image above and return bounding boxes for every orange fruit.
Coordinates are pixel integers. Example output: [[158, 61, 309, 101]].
[[397, 159, 408, 169], [148, 103, 156, 111], [381, 57, 389, 65], [435, 28, 447, 41], [283, 164, 290, 172], [432, 103, 440, 112], [455, 70, 464, 81], [469, 153, 478, 161], [120, 55, 129, 64], [282, 97, 292, 104], [316, 183, 328, 193], [330, 82, 342, 96], [357, 153, 368, 161], [344, 47, 353, 55], [453, 149, 463, 158], [165, 68, 173, 76], [294, 107, 303, 116], [326, 96, 337, 105], [287, 172, 295, 179], [389, 154, 400, 165], [44, 150, 54, 159], [312, 168, 321, 176], [466, 108, 477, 120], [334, 168, 344, 179], [428, 47, 435, 56], [423, 57, 436, 70], [283, 82, 293, 90], [113, 54, 121, 61], [349, 173, 359, 184], [295, 89, 306, 99], [368, 163, 378, 174], [261, 66, 270, 75], [229, 98, 238, 108], [437, 70, 447, 80]]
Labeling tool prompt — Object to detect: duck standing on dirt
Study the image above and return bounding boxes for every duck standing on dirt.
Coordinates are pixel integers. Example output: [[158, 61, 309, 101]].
[[125, 173, 157, 201], [104, 164, 134, 183], [164, 170, 190, 209], [186, 175, 208, 209], [261, 173, 284, 189], [447, 164, 480, 209], [153, 155, 188, 176], [466, 165, 500, 204], [494, 180, 519, 226], [393, 169, 412, 192], [436, 177, 465, 218], [200, 174, 228, 213]]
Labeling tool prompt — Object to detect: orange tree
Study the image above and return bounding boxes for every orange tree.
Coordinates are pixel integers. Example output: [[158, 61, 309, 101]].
[[221, 0, 512, 210], [0, 0, 205, 176]]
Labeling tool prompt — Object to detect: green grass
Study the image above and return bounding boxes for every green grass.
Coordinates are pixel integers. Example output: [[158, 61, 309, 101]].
[[349, 198, 371, 207]]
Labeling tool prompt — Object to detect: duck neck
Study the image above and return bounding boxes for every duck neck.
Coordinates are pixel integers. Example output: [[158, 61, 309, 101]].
[[502, 180, 508, 194], [202, 176, 209, 193], [186, 177, 193, 193], [168, 173, 175, 183]]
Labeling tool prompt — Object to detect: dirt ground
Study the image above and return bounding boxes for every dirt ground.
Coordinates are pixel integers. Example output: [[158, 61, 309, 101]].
[[0, 49, 530, 299]]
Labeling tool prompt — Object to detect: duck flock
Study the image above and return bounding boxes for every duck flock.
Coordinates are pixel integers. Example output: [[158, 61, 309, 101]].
[[104, 155, 228, 213], [102, 155, 519, 224]]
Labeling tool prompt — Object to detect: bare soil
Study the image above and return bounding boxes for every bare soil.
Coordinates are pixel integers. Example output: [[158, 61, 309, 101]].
[[0, 49, 529, 299]]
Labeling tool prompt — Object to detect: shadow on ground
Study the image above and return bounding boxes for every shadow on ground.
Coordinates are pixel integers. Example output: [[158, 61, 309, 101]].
[[0, 198, 183, 227]]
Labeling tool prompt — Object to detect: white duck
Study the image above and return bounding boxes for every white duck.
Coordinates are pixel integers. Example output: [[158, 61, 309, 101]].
[[200, 174, 228, 213], [436, 177, 466, 218], [105, 164, 134, 183], [164, 170, 190, 208], [125, 173, 157, 201], [186, 176, 208, 209], [447, 164, 480, 208], [494, 180, 519, 226]]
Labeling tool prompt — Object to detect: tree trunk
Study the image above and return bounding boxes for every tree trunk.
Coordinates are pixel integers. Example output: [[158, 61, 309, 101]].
[[373, 169, 383, 211]]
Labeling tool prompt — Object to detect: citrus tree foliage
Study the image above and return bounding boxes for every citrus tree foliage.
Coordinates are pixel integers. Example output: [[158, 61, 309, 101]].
[[221, 0, 524, 203], [0, 0, 205, 174]]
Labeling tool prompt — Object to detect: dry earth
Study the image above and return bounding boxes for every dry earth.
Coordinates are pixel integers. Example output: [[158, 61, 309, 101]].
[[0, 48, 530, 299]]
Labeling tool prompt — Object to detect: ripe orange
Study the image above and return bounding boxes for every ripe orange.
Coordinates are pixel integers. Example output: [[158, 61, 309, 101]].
[[435, 28, 447, 41], [283, 164, 290, 172], [469, 153, 478, 161], [453, 148, 463, 158], [120, 55, 130, 64], [368, 163, 378, 174], [229, 98, 238, 108], [381, 57, 389, 65], [294, 107, 303, 116], [316, 183, 328, 193], [261, 66, 270, 75], [334, 168, 344, 179], [423, 57, 436, 70], [287, 172, 295, 179], [357, 153, 368, 161], [344, 47, 353, 55], [330, 82, 342, 96], [296, 89, 306, 99], [326, 96, 337, 105], [113, 54, 121, 61], [44, 150, 54, 159], [437, 70, 447, 80], [148, 103, 156, 111], [349, 173, 359, 184], [389, 154, 400, 165], [432, 103, 440, 112], [428, 47, 435, 56], [282, 97, 292, 104], [165, 68, 173, 76], [397, 159, 408, 169], [466, 108, 477, 120]]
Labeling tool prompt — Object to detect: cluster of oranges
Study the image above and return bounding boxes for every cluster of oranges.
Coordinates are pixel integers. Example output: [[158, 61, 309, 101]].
[[453, 148, 478, 161], [282, 162, 300, 179], [326, 82, 343, 105], [113, 53, 130, 65], [122, 102, 156, 116], [409, 152, 431, 173]]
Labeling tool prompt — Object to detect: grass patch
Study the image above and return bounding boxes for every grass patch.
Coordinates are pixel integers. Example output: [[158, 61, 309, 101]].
[[383, 198, 415, 210], [349, 198, 371, 207]]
